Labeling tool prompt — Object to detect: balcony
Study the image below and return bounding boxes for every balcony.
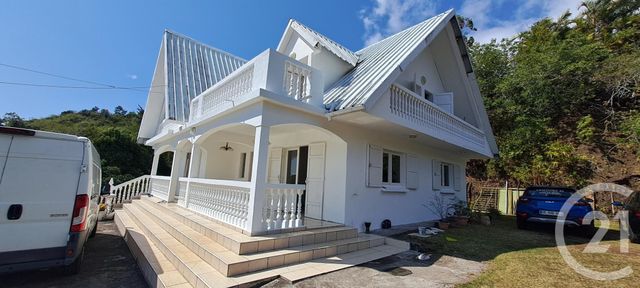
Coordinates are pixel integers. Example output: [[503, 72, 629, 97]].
[[389, 84, 487, 154], [189, 49, 323, 123]]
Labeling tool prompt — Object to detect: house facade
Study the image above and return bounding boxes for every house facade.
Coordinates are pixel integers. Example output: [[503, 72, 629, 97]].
[[136, 9, 498, 237]]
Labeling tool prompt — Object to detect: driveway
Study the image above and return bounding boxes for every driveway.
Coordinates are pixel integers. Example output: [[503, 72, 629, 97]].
[[263, 250, 486, 288], [0, 221, 147, 288]]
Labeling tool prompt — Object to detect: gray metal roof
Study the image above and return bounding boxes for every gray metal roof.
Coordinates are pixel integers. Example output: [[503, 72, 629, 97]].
[[290, 20, 359, 66], [323, 10, 453, 111], [164, 30, 247, 122]]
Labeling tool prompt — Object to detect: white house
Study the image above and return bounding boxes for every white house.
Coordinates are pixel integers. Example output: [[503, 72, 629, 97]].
[[114, 9, 497, 286]]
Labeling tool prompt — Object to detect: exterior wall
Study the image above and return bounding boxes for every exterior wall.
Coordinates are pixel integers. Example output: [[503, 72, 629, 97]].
[[395, 27, 478, 126], [395, 46, 445, 95], [200, 140, 253, 181], [332, 125, 468, 231], [309, 47, 353, 91]]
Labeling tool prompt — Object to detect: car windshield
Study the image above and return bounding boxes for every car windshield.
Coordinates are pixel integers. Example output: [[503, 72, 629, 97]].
[[526, 188, 574, 198]]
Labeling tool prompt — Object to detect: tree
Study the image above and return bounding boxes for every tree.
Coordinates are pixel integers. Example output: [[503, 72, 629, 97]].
[[1, 112, 26, 128]]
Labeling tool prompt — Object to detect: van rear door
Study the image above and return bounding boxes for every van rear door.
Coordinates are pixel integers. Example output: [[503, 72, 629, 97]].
[[0, 134, 84, 254]]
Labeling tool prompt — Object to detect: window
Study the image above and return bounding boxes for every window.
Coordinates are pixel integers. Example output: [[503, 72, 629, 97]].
[[285, 149, 299, 184], [424, 90, 434, 102], [441, 163, 451, 187], [382, 151, 403, 184]]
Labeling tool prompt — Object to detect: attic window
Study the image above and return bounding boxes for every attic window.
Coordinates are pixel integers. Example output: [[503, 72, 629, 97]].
[[289, 52, 297, 59]]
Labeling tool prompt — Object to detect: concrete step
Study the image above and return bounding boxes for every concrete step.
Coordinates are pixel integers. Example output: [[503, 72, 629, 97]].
[[140, 196, 359, 255], [114, 210, 192, 288], [117, 199, 410, 288], [132, 199, 386, 277]]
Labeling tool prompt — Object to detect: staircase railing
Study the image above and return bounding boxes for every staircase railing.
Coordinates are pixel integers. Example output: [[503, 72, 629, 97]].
[[102, 175, 152, 210]]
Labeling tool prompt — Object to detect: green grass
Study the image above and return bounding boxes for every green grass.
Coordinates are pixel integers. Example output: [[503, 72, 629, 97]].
[[397, 216, 640, 287]]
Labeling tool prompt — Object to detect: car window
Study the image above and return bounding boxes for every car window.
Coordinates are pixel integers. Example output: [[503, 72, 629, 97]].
[[525, 188, 574, 198]]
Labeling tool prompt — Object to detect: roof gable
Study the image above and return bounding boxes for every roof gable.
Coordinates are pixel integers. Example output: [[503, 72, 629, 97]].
[[323, 10, 454, 111], [138, 30, 246, 142], [277, 20, 359, 66]]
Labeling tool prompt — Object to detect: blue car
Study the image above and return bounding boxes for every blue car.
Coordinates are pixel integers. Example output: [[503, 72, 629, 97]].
[[516, 186, 594, 233]]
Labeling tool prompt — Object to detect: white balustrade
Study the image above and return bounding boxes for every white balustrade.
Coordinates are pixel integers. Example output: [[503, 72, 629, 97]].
[[389, 84, 486, 150], [177, 178, 188, 207], [189, 64, 254, 122], [283, 61, 311, 102], [263, 183, 306, 230], [150, 175, 171, 201], [181, 178, 251, 230], [188, 50, 321, 124], [103, 175, 151, 210]]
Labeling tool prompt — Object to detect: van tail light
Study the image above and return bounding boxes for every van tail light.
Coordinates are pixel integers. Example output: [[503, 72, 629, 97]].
[[70, 195, 90, 232], [635, 211, 640, 218]]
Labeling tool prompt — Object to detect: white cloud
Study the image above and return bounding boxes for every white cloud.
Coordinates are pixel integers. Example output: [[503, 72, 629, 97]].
[[359, 0, 585, 46], [126, 74, 138, 80], [463, 0, 584, 43], [360, 0, 437, 46]]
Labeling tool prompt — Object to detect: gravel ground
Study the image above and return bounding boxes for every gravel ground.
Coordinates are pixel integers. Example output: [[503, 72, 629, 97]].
[[0, 221, 147, 288]]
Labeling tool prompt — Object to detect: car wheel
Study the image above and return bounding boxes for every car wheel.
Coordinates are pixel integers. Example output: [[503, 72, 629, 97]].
[[517, 218, 527, 230], [581, 222, 596, 237], [63, 247, 84, 275], [89, 221, 98, 238]]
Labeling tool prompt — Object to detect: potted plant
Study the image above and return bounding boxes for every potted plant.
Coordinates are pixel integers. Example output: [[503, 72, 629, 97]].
[[424, 194, 452, 230], [449, 199, 471, 226]]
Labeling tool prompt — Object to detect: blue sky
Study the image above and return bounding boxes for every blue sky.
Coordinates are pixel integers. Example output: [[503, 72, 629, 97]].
[[1, 0, 582, 119]]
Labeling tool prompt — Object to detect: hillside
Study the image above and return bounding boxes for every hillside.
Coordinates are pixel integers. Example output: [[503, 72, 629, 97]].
[[1, 106, 170, 184], [465, 0, 640, 190]]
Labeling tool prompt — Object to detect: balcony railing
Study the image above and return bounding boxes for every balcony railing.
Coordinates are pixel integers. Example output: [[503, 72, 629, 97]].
[[150, 175, 171, 201], [262, 183, 306, 231], [389, 84, 486, 152], [179, 177, 252, 230], [189, 49, 322, 123]]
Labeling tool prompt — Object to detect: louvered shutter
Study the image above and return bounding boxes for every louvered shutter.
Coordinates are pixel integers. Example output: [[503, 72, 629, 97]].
[[368, 145, 383, 187], [406, 154, 419, 189], [268, 147, 283, 183], [453, 164, 463, 191], [432, 159, 442, 190]]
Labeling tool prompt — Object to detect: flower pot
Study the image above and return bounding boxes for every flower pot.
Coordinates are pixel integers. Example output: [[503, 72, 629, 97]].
[[437, 221, 450, 230], [454, 216, 470, 226]]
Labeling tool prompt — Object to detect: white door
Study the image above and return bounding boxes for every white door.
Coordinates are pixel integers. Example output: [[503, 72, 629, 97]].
[[305, 142, 325, 220], [434, 92, 454, 114]]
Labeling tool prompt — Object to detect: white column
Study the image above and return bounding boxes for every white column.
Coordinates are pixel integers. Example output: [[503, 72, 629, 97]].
[[183, 142, 201, 208], [167, 150, 185, 202], [246, 125, 270, 235], [150, 151, 160, 176]]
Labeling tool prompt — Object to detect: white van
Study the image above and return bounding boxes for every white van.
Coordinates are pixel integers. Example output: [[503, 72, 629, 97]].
[[0, 127, 102, 274]]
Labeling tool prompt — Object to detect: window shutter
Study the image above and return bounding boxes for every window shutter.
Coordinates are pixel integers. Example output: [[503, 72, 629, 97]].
[[268, 147, 283, 183], [406, 154, 419, 189], [368, 144, 383, 187], [453, 164, 463, 191], [432, 159, 441, 190]]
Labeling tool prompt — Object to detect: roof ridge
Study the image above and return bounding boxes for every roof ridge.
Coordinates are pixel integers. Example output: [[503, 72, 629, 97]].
[[289, 20, 359, 66], [163, 29, 248, 62], [356, 9, 454, 54]]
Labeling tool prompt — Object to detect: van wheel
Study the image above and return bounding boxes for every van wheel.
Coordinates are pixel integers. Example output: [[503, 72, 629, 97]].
[[89, 221, 98, 238], [64, 247, 84, 275]]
